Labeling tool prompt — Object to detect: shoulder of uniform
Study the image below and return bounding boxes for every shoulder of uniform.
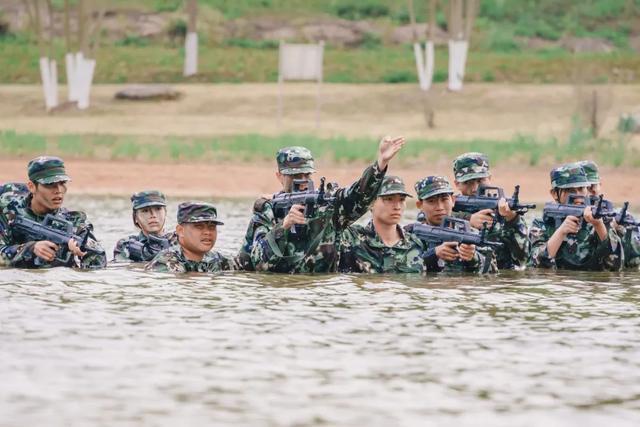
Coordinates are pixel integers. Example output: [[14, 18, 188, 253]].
[[253, 195, 273, 213], [64, 210, 88, 224]]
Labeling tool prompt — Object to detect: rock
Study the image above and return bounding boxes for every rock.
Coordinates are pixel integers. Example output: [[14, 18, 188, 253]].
[[391, 23, 448, 44], [560, 36, 615, 53], [115, 85, 181, 101]]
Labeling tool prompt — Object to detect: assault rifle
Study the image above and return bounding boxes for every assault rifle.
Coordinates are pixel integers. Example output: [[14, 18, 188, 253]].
[[542, 194, 616, 229], [10, 214, 101, 266], [411, 216, 503, 249], [453, 185, 536, 228], [271, 177, 336, 235], [127, 234, 172, 262], [615, 202, 640, 228]]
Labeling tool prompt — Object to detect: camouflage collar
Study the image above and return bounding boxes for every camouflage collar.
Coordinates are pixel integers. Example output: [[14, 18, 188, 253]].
[[365, 221, 413, 249]]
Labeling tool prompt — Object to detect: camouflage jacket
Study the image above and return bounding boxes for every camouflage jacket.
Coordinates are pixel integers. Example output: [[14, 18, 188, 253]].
[[250, 162, 386, 273], [452, 210, 529, 269], [615, 217, 640, 270], [528, 217, 623, 271], [146, 245, 240, 273], [113, 231, 177, 262], [338, 222, 428, 273], [404, 222, 496, 274], [238, 196, 276, 271], [0, 193, 107, 269]]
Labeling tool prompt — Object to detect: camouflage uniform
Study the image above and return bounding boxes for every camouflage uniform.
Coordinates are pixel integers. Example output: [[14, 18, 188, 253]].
[[113, 190, 176, 262], [407, 175, 496, 274], [249, 148, 387, 273], [452, 152, 529, 269], [0, 182, 29, 197], [0, 157, 106, 269], [580, 160, 640, 269], [238, 147, 318, 270], [529, 164, 623, 271], [339, 176, 428, 273], [146, 202, 239, 273]]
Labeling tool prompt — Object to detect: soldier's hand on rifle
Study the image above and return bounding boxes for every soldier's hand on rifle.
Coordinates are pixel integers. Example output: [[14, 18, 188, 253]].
[[470, 209, 494, 229], [497, 198, 518, 222], [583, 206, 608, 241], [458, 243, 476, 261], [436, 242, 459, 261], [377, 136, 405, 171], [558, 215, 581, 236], [33, 240, 59, 262], [68, 239, 87, 259], [283, 204, 306, 230]]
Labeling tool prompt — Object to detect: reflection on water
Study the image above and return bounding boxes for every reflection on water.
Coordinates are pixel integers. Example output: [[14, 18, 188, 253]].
[[1, 197, 640, 426]]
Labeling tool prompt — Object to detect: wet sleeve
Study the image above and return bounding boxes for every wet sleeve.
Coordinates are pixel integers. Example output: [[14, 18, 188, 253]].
[[528, 218, 556, 269], [472, 247, 498, 274], [450, 210, 473, 221], [250, 224, 296, 272], [76, 221, 107, 270], [592, 226, 623, 272], [498, 215, 529, 265], [113, 238, 131, 262], [146, 251, 186, 273], [333, 161, 386, 230]]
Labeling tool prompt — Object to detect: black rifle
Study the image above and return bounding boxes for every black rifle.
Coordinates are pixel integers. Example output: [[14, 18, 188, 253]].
[[411, 216, 503, 249], [10, 214, 100, 266], [615, 202, 640, 228], [127, 234, 172, 262], [542, 194, 616, 229], [271, 177, 336, 235], [453, 185, 536, 229]]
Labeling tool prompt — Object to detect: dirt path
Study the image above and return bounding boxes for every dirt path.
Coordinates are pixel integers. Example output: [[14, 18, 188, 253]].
[[1, 159, 638, 205], [2, 83, 639, 141]]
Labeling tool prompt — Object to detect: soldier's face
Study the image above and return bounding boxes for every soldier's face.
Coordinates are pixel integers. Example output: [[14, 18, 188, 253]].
[[588, 183, 601, 196], [455, 177, 490, 196], [28, 180, 67, 211], [277, 172, 312, 192], [177, 222, 217, 255], [135, 206, 166, 235], [417, 194, 454, 226], [553, 187, 588, 204], [373, 194, 406, 226]]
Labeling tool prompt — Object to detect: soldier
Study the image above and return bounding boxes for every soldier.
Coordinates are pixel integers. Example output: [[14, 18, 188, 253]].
[[338, 176, 428, 273], [113, 190, 176, 262], [407, 175, 496, 273], [579, 160, 639, 269], [249, 136, 405, 273], [0, 182, 29, 197], [528, 163, 623, 271], [451, 152, 529, 269], [0, 156, 106, 269], [146, 201, 239, 273]]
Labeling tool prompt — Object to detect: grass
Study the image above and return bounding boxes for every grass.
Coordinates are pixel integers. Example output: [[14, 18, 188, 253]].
[[1, 130, 637, 169], [1, 40, 639, 84]]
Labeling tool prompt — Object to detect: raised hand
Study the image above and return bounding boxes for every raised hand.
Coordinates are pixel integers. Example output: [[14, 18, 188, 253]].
[[377, 136, 405, 171]]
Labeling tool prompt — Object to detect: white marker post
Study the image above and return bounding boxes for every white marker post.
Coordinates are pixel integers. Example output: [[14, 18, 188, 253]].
[[278, 41, 325, 129]]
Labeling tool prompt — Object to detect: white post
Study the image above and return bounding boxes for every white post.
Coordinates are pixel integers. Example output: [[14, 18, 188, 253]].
[[39, 57, 59, 110], [448, 39, 467, 91], [77, 57, 96, 110], [49, 59, 58, 108], [425, 41, 435, 90], [413, 43, 426, 90], [183, 32, 198, 77], [65, 52, 78, 102]]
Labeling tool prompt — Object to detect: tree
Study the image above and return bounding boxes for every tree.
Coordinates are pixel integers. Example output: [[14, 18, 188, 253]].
[[447, 0, 478, 91], [184, 0, 198, 77]]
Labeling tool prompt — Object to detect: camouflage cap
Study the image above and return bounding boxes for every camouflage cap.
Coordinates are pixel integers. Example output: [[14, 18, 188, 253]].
[[550, 163, 590, 189], [378, 175, 412, 197], [27, 156, 71, 184], [453, 152, 490, 183], [177, 201, 224, 225], [276, 146, 316, 175], [578, 160, 600, 185], [131, 190, 167, 210], [415, 175, 454, 200]]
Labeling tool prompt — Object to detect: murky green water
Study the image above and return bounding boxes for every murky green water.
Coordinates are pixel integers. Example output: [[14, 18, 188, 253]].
[[1, 196, 640, 426]]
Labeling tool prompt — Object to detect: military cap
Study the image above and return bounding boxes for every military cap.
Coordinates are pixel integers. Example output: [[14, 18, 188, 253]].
[[578, 160, 600, 185], [27, 156, 70, 184], [378, 175, 412, 197], [550, 163, 590, 189], [415, 176, 454, 200], [177, 201, 224, 225], [276, 146, 316, 175], [453, 152, 490, 183], [131, 190, 167, 210]]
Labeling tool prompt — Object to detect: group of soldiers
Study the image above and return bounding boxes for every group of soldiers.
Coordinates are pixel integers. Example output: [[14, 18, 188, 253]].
[[1, 136, 638, 274]]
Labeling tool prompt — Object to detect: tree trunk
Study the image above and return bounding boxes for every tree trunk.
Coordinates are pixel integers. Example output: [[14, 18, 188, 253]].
[[184, 0, 198, 77]]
